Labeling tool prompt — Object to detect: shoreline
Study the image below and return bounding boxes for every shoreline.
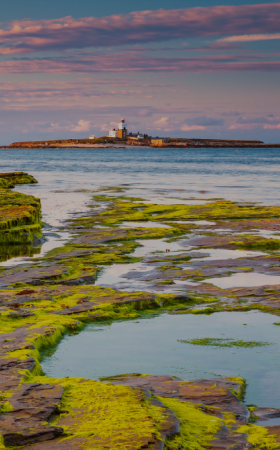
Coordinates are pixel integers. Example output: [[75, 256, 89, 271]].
[[2, 143, 280, 149]]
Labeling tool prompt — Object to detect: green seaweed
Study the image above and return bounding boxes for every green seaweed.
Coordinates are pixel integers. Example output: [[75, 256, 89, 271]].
[[159, 396, 222, 450], [27, 375, 165, 450], [178, 338, 272, 348], [236, 424, 280, 449], [0, 173, 41, 249]]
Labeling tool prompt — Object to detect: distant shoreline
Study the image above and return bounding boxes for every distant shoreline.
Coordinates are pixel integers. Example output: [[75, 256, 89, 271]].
[[2, 137, 280, 149]]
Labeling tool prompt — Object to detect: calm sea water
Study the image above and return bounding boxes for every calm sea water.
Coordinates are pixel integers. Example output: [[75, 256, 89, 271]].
[[1, 147, 280, 205]]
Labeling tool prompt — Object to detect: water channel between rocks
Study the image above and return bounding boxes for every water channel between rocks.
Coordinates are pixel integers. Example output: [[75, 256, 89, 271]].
[[41, 310, 280, 408]]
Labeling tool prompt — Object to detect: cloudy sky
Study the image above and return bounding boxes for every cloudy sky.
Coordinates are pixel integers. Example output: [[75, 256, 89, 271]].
[[1, 0, 280, 144]]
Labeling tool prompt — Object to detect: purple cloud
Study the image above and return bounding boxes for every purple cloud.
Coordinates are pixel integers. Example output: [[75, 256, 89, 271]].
[[0, 52, 279, 74], [0, 4, 280, 55]]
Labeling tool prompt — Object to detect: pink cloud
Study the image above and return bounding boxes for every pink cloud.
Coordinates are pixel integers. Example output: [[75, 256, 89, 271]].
[[264, 124, 280, 129], [100, 122, 118, 131], [218, 33, 280, 43], [181, 125, 206, 131], [154, 117, 170, 128], [45, 120, 92, 133], [229, 123, 257, 130], [0, 53, 279, 74], [229, 117, 280, 130], [71, 119, 90, 132], [0, 4, 279, 55]]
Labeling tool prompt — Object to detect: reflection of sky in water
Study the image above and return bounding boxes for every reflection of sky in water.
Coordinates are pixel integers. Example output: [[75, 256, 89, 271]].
[[41, 311, 280, 408], [132, 238, 189, 257], [121, 221, 171, 228], [143, 198, 209, 205], [15, 186, 89, 228], [256, 417, 280, 426], [207, 272, 280, 288], [96, 238, 193, 292], [94, 244, 271, 293], [173, 220, 216, 225], [97, 262, 149, 286], [191, 248, 266, 261]]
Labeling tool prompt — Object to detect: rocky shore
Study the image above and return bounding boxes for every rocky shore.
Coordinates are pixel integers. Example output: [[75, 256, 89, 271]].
[[1, 176, 280, 448], [0, 172, 41, 252]]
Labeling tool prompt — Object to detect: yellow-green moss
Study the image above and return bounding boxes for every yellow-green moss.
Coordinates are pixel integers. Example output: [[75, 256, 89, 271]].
[[30, 375, 165, 449], [236, 424, 280, 449], [0, 173, 41, 246], [227, 377, 246, 401], [0, 402, 13, 414], [0, 436, 6, 450], [159, 396, 222, 449], [72, 197, 280, 230]]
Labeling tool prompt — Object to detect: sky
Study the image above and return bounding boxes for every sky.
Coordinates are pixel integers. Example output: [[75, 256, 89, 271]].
[[0, 0, 280, 144]]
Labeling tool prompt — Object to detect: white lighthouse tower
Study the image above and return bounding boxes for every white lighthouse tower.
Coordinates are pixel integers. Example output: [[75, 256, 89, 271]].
[[118, 118, 127, 139]]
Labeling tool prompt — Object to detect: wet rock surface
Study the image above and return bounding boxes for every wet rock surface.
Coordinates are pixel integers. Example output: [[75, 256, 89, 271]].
[[0, 383, 64, 447], [109, 374, 249, 422], [107, 374, 255, 448]]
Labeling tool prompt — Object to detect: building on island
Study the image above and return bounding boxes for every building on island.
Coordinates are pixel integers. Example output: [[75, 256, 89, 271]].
[[151, 139, 167, 147], [89, 135, 95, 139], [129, 132, 144, 140], [108, 118, 128, 139], [108, 129, 118, 138]]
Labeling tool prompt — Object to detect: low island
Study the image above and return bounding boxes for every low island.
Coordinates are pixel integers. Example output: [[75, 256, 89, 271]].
[[3, 137, 280, 149]]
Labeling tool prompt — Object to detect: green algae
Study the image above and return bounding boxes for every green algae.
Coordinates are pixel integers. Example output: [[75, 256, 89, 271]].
[[185, 306, 222, 315], [178, 338, 272, 348], [0, 402, 13, 414], [236, 424, 280, 449], [229, 235, 280, 250], [159, 396, 222, 450], [79, 196, 280, 228], [28, 375, 165, 449], [0, 172, 37, 189], [0, 173, 41, 249], [227, 377, 247, 401], [247, 406, 259, 423]]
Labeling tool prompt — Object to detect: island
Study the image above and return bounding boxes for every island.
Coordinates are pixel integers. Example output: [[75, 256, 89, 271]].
[[3, 137, 280, 149]]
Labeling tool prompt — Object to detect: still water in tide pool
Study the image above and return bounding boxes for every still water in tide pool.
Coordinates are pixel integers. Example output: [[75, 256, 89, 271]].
[[41, 311, 280, 408]]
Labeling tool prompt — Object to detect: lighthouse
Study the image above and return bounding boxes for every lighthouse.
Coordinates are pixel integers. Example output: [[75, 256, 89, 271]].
[[118, 118, 127, 139]]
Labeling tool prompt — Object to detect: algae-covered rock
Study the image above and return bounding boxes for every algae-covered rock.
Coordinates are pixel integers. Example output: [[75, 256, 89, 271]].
[[0, 172, 37, 189], [0, 172, 41, 247]]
